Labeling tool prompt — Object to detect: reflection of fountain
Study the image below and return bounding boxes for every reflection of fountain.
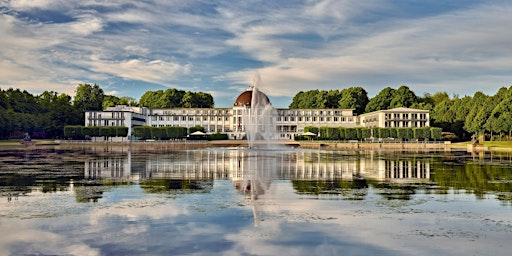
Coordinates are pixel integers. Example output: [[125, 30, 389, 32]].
[[242, 73, 279, 149], [234, 150, 277, 226]]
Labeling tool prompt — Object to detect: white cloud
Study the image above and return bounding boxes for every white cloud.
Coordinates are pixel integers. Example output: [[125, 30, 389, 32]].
[[220, 2, 512, 99], [88, 55, 188, 84], [2, 0, 512, 105]]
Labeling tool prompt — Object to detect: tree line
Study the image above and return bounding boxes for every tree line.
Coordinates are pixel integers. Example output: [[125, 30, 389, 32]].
[[0, 84, 214, 139], [289, 86, 419, 115], [291, 85, 512, 141]]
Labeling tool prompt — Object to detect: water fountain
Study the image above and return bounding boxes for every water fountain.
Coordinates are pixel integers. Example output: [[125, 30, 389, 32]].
[[242, 72, 279, 149]]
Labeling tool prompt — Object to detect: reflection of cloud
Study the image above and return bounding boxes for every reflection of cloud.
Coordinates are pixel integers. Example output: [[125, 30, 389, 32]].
[[0, 221, 99, 256], [88, 199, 186, 225], [0, 179, 510, 255]]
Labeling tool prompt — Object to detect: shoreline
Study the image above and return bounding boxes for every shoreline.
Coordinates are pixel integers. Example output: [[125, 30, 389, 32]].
[[3, 139, 510, 152]]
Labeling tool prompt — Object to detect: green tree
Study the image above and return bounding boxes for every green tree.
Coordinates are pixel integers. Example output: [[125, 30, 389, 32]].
[[325, 90, 342, 108], [389, 85, 418, 108], [181, 92, 214, 108], [365, 87, 395, 113], [465, 90, 505, 136], [74, 84, 104, 112], [139, 90, 161, 108], [338, 87, 369, 114]]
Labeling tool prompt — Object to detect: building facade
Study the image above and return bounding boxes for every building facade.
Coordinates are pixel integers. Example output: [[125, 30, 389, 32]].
[[359, 107, 430, 129], [85, 88, 430, 140]]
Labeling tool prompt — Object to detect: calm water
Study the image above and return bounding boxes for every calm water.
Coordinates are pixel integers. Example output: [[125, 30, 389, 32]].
[[0, 145, 511, 256]]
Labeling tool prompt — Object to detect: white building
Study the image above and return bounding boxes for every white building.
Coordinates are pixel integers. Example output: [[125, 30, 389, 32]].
[[359, 107, 430, 129], [85, 105, 149, 138], [84, 88, 430, 140]]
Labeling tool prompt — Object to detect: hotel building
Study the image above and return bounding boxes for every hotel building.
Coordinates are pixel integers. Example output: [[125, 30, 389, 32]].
[[85, 87, 430, 140]]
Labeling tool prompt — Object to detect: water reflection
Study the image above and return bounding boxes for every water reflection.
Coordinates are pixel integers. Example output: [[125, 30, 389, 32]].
[[2, 148, 512, 204], [1, 147, 512, 256], [83, 150, 431, 181]]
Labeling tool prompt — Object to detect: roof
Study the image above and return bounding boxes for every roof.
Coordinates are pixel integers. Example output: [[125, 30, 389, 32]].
[[359, 107, 429, 117], [233, 87, 271, 107], [380, 107, 429, 113]]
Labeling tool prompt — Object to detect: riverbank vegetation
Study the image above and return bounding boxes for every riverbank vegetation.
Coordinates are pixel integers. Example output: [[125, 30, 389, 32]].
[[296, 127, 442, 141]]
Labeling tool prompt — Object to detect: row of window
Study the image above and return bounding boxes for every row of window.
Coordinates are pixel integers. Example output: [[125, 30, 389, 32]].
[[158, 109, 353, 116], [149, 115, 355, 124], [161, 109, 231, 115], [151, 116, 230, 122], [88, 112, 126, 119], [88, 120, 125, 126], [277, 116, 354, 123], [385, 113, 428, 120], [384, 121, 427, 128]]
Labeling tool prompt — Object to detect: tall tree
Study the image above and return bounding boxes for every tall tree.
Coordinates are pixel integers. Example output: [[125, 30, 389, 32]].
[[365, 87, 395, 112], [389, 85, 418, 108], [465, 88, 506, 135], [324, 90, 342, 108], [74, 84, 104, 111], [338, 87, 369, 114]]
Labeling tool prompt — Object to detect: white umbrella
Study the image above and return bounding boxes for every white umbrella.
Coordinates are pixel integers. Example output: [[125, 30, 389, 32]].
[[303, 131, 317, 136], [190, 131, 206, 135]]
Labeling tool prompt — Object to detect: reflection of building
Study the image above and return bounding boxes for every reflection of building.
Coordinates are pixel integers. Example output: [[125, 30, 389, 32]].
[[84, 152, 136, 182], [85, 87, 429, 140], [83, 151, 430, 183]]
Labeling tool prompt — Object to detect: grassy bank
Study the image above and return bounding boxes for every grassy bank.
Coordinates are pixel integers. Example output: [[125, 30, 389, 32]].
[[0, 140, 59, 147], [477, 141, 512, 148]]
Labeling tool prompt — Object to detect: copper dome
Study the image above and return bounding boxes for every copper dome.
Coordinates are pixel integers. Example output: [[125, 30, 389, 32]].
[[233, 88, 271, 107]]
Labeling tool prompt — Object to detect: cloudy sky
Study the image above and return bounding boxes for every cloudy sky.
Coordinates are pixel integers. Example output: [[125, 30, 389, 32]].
[[1, 0, 511, 107]]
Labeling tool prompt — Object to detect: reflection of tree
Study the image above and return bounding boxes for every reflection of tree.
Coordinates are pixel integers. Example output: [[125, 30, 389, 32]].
[[371, 183, 418, 200], [431, 160, 512, 203], [0, 173, 81, 195], [74, 185, 108, 203], [291, 179, 368, 200], [140, 179, 213, 194]]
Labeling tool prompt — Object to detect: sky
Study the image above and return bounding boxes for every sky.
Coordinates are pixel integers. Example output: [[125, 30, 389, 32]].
[[1, 0, 512, 108]]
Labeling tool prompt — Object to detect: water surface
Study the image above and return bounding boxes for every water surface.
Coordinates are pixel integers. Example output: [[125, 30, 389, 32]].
[[0, 146, 511, 255]]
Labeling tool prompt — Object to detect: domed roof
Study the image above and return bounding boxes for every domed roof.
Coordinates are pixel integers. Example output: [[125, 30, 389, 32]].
[[233, 87, 271, 107]]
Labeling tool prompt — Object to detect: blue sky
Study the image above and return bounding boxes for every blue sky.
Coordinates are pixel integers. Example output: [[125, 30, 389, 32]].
[[1, 0, 511, 107]]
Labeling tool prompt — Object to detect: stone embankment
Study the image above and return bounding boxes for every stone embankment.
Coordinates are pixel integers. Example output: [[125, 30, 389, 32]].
[[298, 141, 454, 150], [58, 139, 463, 151]]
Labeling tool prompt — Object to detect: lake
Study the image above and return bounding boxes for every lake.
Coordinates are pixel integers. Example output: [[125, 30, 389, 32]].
[[0, 145, 511, 256]]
